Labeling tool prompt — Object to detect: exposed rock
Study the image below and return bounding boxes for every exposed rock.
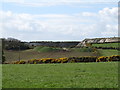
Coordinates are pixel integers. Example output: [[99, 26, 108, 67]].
[[105, 38, 119, 42], [76, 37, 120, 47]]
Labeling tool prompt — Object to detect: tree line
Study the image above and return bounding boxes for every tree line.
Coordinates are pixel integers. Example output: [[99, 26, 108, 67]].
[[1, 38, 30, 50]]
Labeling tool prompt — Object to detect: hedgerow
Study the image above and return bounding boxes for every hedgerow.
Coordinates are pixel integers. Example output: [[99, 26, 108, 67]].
[[11, 55, 120, 64], [96, 56, 108, 62], [108, 55, 120, 62]]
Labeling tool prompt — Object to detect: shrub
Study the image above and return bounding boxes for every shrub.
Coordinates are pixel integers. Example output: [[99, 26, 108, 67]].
[[96, 56, 108, 62], [51, 59, 57, 63], [18, 60, 26, 64], [13, 61, 20, 64], [41, 58, 53, 63], [68, 56, 97, 63], [68, 57, 77, 63], [12, 55, 120, 64], [84, 56, 97, 62], [55, 59, 62, 63], [59, 57, 68, 63], [108, 55, 120, 62], [33, 59, 40, 64], [13, 60, 26, 64], [28, 59, 37, 64], [28, 59, 42, 64]]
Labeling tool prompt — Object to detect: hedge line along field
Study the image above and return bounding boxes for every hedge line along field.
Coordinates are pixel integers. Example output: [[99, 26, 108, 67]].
[[2, 62, 118, 88], [12, 55, 120, 64]]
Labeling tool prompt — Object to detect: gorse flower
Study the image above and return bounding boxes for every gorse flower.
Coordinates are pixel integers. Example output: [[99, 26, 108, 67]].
[[12, 55, 120, 64]]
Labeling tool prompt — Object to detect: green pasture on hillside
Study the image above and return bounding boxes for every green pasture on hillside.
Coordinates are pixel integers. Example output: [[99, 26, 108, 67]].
[[92, 43, 119, 48], [34, 46, 61, 52], [71, 47, 94, 52], [2, 62, 118, 88], [98, 49, 119, 56]]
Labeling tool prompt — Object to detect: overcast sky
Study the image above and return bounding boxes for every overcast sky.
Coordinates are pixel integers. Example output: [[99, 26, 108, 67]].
[[0, 0, 119, 41]]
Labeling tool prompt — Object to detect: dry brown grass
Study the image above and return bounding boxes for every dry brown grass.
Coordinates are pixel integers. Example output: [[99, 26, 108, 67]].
[[4, 49, 98, 63]]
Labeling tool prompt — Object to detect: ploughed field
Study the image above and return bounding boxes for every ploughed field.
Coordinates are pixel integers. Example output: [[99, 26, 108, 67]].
[[2, 62, 118, 88], [4, 47, 98, 63], [4, 42, 120, 63]]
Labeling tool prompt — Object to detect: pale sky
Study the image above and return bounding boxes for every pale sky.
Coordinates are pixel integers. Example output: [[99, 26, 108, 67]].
[[0, 0, 119, 41]]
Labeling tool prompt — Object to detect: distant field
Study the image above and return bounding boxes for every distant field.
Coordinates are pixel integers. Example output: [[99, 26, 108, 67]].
[[98, 49, 119, 56], [4, 45, 120, 62], [71, 47, 94, 52], [4, 48, 98, 62], [34, 46, 61, 52], [92, 43, 119, 48], [2, 62, 118, 88]]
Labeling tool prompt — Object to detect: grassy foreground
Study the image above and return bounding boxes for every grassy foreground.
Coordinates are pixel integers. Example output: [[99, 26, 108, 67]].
[[2, 62, 118, 88]]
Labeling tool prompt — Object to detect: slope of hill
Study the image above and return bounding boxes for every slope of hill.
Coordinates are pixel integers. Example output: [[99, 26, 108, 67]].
[[34, 46, 61, 52], [92, 43, 119, 48], [76, 37, 120, 47]]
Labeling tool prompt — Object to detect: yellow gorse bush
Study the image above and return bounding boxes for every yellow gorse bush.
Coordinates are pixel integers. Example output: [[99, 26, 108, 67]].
[[12, 55, 120, 64], [59, 57, 68, 63], [108, 55, 120, 62], [96, 56, 108, 62], [13, 60, 26, 64]]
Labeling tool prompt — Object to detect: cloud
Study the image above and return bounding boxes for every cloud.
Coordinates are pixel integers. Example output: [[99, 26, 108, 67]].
[[3, 0, 119, 3], [101, 24, 118, 36], [2, 0, 118, 7], [0, 7, 118, 41], [99, 7, 118, 22], [82, 12, 97, 17]]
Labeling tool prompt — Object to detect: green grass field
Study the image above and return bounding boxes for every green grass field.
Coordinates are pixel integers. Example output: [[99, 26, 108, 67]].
[[2, 62, 118, 88], [34, 46, 61, 52], [92, 43, 119, 48], [98, 49, 119, 56], [71, 47, 94, 52]]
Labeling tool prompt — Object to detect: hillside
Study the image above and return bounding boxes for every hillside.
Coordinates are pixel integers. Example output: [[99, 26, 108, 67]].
[[1, 37, 120, 49], [92, 43, 119, 48], [34, 46, 62, 52], [76, 37, 120, 47], [27, 41, 79, 48]]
